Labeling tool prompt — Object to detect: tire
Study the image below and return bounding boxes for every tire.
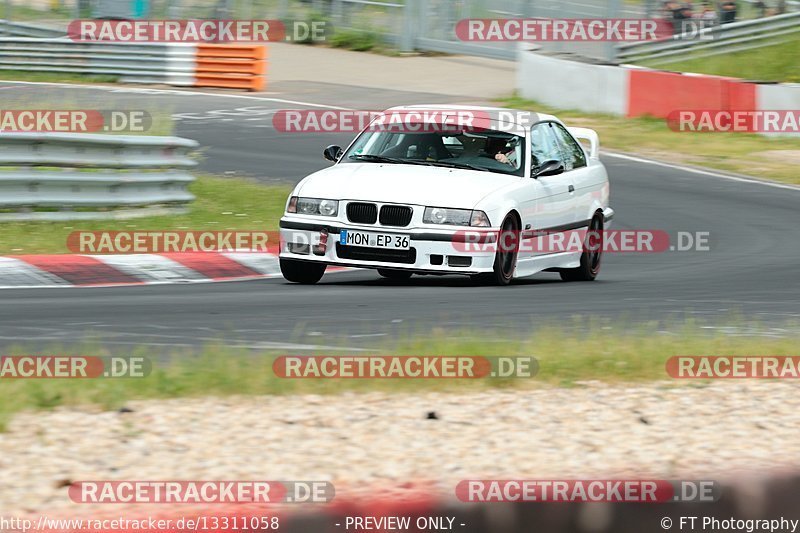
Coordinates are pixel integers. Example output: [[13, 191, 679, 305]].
[[472, 213, 519, 286], [280, 258, 326, 284], [560, 214, 603, 282], [377, 268, 413, 280]]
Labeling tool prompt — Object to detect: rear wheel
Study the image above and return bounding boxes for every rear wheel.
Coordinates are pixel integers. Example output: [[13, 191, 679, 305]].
[[280, 258, 326, 284], [377, 269, 413, 280], [472, 213, 519, 286], [560, 214, 603, 282]]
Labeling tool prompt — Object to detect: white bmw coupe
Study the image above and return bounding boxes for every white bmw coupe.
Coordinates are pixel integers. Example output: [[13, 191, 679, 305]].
[[279, 105, 613, 285]]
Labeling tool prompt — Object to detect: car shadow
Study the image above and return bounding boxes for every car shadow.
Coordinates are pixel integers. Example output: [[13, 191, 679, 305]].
[[319, 272, 566, 288]]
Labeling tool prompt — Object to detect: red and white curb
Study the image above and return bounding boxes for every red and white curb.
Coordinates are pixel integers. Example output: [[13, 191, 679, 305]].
[[0, 252, 288, 289]]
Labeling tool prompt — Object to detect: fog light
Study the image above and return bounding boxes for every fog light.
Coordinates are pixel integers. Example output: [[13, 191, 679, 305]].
[[448, 256, 472, 267], [288, 243, 310, 255]]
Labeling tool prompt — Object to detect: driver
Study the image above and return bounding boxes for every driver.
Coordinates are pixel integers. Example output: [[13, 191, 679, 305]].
[[488, 138, 519, 167]]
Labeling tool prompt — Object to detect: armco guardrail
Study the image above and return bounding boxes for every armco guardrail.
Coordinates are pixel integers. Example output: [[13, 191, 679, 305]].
[[0, 38, 268, 91], [0, 133, 198, 221], [0, 19, 65, 38], [617, 12, 800, 65], [0, 38, 196, 86]]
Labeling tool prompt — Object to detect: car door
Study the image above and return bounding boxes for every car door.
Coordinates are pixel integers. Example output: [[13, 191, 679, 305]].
[[517, 122, 576, 261], [550, 122, 596, 228]]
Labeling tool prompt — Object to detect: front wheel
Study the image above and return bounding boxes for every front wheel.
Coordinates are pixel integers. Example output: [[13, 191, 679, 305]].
[[377, 268, 413, 280], [280, 258, 326, 284], [560, 214, 603, 282], [472, 213, 519, 286]]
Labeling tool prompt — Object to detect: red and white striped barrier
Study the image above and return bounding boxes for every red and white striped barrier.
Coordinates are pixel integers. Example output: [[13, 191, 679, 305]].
[[0, 252, 282, 288], [517, 49, 800, 136]]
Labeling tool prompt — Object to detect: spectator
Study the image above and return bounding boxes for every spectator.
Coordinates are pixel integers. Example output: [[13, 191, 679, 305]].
[[662, 0, 678, 19], [754, 0, 767, 17], [719, 0, 737, 23], [776, 0, 787, 14], [700, 3, 718, 22], [670, 0, 692, 33]]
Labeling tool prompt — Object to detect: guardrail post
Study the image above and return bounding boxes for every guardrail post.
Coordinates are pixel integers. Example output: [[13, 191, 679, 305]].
[[606, 0, 622, 62], [331, 0, 343, 26], [401, 0, 418, 52]]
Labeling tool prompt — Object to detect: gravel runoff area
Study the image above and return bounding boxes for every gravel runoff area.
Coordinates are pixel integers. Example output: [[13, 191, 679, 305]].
[[2, 381, 799, 516]]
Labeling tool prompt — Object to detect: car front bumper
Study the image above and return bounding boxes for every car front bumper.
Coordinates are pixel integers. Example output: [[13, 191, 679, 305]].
[[279, 218, 498, 275]]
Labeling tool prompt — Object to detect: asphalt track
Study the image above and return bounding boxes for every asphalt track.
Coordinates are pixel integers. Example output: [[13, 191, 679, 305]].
[[1, 81, 798, 351]]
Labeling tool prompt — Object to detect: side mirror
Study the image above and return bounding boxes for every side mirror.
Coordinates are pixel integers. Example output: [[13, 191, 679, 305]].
[[323, 145, 343, 162], [533, 159, 564, 177]]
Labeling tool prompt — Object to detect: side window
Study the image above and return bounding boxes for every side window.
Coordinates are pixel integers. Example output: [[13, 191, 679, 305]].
[[550, 123, 587, 170], [529, 123, 561, 169]]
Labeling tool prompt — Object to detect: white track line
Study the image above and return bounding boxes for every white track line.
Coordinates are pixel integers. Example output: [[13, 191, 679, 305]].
[[5, 80, 797, 191], [603, 151, 800, 192]]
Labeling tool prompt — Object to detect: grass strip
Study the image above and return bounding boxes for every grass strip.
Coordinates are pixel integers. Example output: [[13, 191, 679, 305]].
[[1, 322, 796, 430], [0, 70, 118, 84], [639, 33, 800, 83]]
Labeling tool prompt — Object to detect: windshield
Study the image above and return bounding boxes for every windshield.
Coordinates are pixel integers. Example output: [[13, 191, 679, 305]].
[[341, 128, 526, 177]]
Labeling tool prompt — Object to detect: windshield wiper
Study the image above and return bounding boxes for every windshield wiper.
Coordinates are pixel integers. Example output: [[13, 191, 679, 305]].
[[348, 154, 408, 164], [349, 154, 488, 172], [428, 160, 488, 172]]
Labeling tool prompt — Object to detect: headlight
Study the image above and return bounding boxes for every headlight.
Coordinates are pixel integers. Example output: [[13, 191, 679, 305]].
[[287, 197, 339, 217], [423, 207, 490, 227]]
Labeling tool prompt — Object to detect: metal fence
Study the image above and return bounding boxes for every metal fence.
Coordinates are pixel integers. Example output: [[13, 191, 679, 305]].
[[0, 0, 635, 61], [0, 133, 198, 221], [1, 0, 797, 63], [309, 0, 636, 61], [617, 11, 800, 65]]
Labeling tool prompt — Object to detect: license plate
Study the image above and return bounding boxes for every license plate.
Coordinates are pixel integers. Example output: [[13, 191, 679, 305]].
[[340, 230, 410, 250]]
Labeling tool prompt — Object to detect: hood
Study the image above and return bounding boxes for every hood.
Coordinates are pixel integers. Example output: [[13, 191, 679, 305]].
[[297, 162, 521, 208]]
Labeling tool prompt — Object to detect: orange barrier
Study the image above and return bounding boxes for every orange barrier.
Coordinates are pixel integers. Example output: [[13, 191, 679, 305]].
[[627, 69, 756, 118], [195, 44, 267, 92]]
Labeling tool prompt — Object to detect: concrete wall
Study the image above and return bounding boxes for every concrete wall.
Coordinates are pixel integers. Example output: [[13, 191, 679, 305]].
[[517, 50, 628, 116], [757, 83, 800, 137], [516, 49, 800, 137]]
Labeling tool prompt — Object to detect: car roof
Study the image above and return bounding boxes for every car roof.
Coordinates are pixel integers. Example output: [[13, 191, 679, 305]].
[[382, 105, 558, 127]]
